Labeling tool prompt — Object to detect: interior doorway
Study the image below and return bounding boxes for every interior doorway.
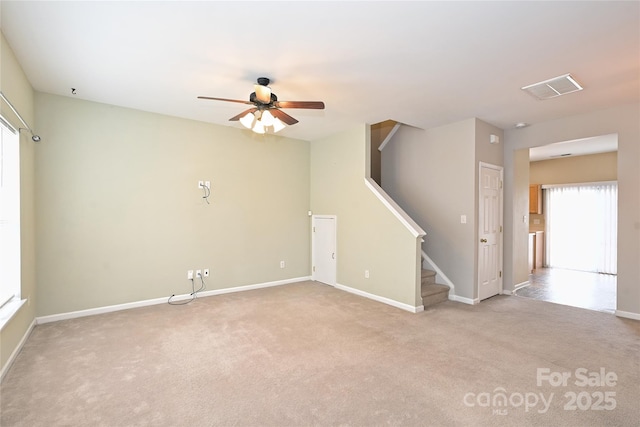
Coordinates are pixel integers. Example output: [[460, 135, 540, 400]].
[[516, 135, 618, 313], [311, 215, 337, 286], [478, 162, 503, 300]]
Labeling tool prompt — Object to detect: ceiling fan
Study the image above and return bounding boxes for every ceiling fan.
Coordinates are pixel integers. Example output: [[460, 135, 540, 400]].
[[198, 77, 325, 134]]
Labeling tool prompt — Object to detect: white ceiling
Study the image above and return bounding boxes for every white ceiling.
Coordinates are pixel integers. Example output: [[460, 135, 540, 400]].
[[1, 1, 638, 142]]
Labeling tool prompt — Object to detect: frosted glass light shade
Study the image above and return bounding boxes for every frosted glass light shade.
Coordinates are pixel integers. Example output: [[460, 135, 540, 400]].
[[260, 110, 275, 127], [252, 120, 265, 134], [239, 112, 255, 129], [272, 117, 286, 133], [255, 85, 271, 104]]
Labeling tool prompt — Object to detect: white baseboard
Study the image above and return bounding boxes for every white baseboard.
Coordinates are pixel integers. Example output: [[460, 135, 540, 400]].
[[197, 276, 312, 298], [36, 276, 311, 325], [502, 281, 530, 295], [334, 283, 423, 313], [449, 294, 478, 305], [1, 318, 36, 383], [513, 280, 530, 291], [615, 310, 640, 321]]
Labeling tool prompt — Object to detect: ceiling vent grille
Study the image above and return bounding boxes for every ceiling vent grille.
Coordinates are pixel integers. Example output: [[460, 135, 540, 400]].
[[521, 74, 583, 100]]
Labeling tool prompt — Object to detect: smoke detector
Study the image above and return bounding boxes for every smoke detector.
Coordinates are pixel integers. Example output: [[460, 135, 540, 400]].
[[521, 74, 583, 100]]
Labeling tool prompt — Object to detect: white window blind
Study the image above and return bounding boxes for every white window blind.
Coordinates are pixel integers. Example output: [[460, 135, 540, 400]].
[[544, 182, 617, 274], [0, 116, 21, 308]]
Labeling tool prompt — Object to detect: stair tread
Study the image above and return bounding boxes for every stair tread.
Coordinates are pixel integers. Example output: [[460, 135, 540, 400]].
[[421, 283, 449, 297], [421, 269, 436, 278]]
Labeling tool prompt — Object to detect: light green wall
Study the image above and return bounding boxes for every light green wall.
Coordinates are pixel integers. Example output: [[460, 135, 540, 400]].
[[34, 93, 311, 316], [504, 103, 640, 316], [0, 33, 37, 373], [310, 125, 421, 307]]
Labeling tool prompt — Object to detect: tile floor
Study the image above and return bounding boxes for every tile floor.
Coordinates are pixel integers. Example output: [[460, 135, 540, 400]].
[[514, 267, 617, 313]]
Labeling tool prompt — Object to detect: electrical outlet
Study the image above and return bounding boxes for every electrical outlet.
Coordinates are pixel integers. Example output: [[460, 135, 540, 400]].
[[187, 270, 194, 280], [196, 269, 202, 277], [205, 181, 211, 189], [203, 268, 209, 277], [280, 261, 285, 269], [198, 180, 204, 188], [365, 270, 370, 279]]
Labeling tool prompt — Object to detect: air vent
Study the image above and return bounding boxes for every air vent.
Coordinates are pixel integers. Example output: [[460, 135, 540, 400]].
[[521, 74, 583, 100]]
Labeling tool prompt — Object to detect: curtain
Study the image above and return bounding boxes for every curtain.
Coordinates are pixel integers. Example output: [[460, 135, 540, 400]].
[[544, 182, 617, 274]]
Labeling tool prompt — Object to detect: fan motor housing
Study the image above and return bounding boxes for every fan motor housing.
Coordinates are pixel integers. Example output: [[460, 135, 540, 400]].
[[250, 92, 277, 105]]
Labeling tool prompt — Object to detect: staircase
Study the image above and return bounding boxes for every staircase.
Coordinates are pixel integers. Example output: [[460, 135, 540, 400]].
[[421, 269, 449, 308]]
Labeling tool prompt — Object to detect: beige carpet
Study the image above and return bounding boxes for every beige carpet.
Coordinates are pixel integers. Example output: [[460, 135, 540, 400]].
[[1, 281, 639, 426]]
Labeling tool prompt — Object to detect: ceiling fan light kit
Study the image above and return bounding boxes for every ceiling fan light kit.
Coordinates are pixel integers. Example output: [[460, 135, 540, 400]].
[[198, 77, 325, 135], [239, 109, 286, 134]]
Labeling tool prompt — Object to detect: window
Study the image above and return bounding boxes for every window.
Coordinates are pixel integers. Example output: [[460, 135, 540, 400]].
[[0, 116, 21, 309], [544, 182, 617, 274]]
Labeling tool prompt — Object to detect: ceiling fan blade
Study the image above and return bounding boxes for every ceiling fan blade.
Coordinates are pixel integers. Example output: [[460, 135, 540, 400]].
[[198, 96, 253, 105], [229, 108, 257, 121], [254, 85, 272, 104], [274, 101, 325, 110], [270, 108, 299, 125]]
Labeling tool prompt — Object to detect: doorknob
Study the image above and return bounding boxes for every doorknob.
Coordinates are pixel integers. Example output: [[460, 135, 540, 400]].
[[480, 238, 487, 243]]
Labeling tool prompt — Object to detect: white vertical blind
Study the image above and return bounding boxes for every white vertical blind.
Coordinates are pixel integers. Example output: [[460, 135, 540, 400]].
[[544, 183, 617, 274], [0, 117, 21, 308]]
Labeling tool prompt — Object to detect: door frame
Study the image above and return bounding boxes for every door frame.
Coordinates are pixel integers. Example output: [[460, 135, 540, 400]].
[[311, 215, 337, 286], [478, 162, 504, 300]]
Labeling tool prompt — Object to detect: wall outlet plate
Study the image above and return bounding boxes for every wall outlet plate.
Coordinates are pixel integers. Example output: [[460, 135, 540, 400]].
[[196, 269, 202, 277], [198, 180, 204, 188], [203, 269, 209, 277], [187, 270, 194, 279]]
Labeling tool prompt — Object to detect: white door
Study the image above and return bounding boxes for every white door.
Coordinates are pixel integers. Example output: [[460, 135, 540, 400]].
[[312, 215, 336, 286], [478, 163, 503, 300]]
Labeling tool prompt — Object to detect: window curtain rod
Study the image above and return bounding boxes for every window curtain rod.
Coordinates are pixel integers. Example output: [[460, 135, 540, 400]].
[[541, 181, 616, 189], [0, 91, 41, 142]]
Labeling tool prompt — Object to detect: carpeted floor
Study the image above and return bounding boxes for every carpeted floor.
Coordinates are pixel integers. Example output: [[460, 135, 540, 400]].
[[1, 281, 639, 426]]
